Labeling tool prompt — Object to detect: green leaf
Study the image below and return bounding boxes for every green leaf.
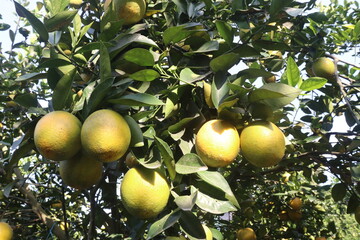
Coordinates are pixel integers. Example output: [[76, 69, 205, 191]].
[[14, 93, 38, 108], [44, 10, 77, 32], [253, 40, 291, 51], [14, 1, 49, 41], [300, 77, 327, 91], [210, 53, 240, 72], [237, 68, 273, 79], [191, 186, 237, 214], [16, 72, 47, 82], [43, 0, 69, 16], [233, 44, 261, 57], [215, 20, 234, 46], [123, 48, 155, 66], [179, 211, 206, 239], [179, 68, 202, 84], [154, 136, 176, 180], [354, 20, 360, 39], [38, 59, 72, 68], [249, 83, 301, 109], [108, 93, 164, 106], [197, 171, 240, 208], [270, 0, 293, 18], [163, 23, 201, 45], [175, 153, 207, 174], [308, 12, 329, 23], [147, 209, 181, 239], [123, 115, 144, 147], [211, 72, 230, 108], [129, 69, 160, 82], [174, 190, 197, 211], [193, 41, 219, 53], [109, 33, 158, 58], [100, 41, 112, 83], [168, 115, 199, 134], [331, 183, 347, 202], [286, 56, 300, 87], [83, 78, 114, 117], [52, 67, 76, 110]]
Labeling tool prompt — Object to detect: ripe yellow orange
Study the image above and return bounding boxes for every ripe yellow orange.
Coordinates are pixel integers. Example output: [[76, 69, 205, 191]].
[[289, 197, 302, 211], [0, 222, 13, 240], [312, 57, 336, 80], [81, 109, 131, 162], [34, 111, 82, 161], [195, 119, 240, 168], [236, 227, 257, 240], [120, 167, 170, 219], [263, 75, 276, 83], [240, 121, 285, 167], [104, 0, 146, 25], [59, 152, 103, 190]]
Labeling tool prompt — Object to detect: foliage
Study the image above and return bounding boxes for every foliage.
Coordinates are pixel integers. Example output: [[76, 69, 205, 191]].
[[0, 0, 359, 239]]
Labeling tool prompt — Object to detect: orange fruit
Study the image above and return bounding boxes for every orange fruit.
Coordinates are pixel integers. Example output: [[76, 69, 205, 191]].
[[34, 111, 82, 161], [0, 222, 13, 240], [120, 167, 170, 219], [59, 152, 103, 190], [195, 119, 240, 168], [104, 0, 146, 25], [81, 109, 131, 162], [236, 227, 257, 240], [312, 57, 336, 80], [289, 197, 302, 210], [240, 121, 285, 167]]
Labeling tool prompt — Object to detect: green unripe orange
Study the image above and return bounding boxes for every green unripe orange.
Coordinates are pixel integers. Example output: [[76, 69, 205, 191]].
[[312, 57, 336, 80], [236, 228, 257, 240]]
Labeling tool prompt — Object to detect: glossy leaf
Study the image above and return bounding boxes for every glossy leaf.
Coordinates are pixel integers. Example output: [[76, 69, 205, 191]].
[[123, 115, 144, 147], [123, 48, 155, 66], [52, 67, 76, 110], [179, 211, 206, 239], [129, 69, 160, 82], [210, 53, 240, 72], [215, 20, 234, 46], [175, 153, 207, 174], [174, 190, 197, 211], [100, 41, 112, 83], [44, 10, 77, 32], [14, 1, 49, 41], [108, 93, 164, 106], [154, 136, 176, 180], [197, 171, 240, 208], [179, 68, 202, 84], [286, 56, 301, 87], [147, 209, 181, 239], [300, 77, 328, 91]]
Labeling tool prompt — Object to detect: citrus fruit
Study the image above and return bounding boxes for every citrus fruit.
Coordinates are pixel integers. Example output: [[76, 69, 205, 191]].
[[69, 0, 82, 8], [104, 0, 146, 25], [312, 57, 336, 80], [288, 209, 302, 222], [81, 109, 131, 162], [34, 111, 82, 161], [203, 224, 213, 240], [355, 206, 360, 224], [315, 237, 326, 240], [120, 167, 170, 219], [195, 119, 240, 168], [278, 210, 289, 221], [203, 81, 215, 108], [0, 222, 13, 240], [289, 197, 302, 210], [240, 120, 285, 167], [236, 227, 257, 240], [263, 75, 276, 83], [59, 152, 103, 190]]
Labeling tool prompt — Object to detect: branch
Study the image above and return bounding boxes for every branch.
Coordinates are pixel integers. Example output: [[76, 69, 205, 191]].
[[13, 169, 70, 240], [326, 54, 360, 126]]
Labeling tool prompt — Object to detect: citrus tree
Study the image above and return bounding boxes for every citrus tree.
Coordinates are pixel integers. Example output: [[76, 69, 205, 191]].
[[0, 0, 360, 239]]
